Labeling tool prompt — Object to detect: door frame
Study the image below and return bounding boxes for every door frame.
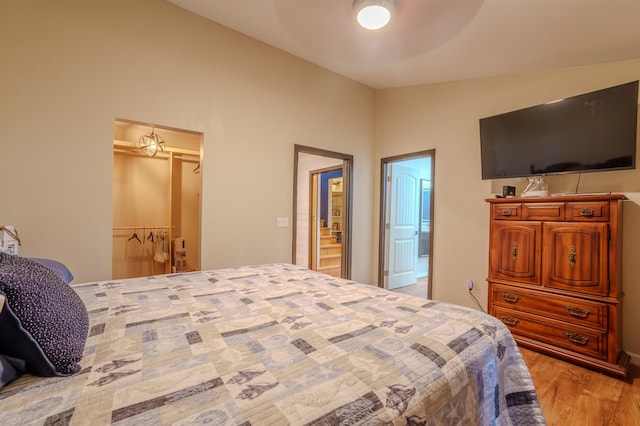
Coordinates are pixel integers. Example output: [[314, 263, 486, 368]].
[[293, 144, 353, 279], [310, 172, 319, 271], [378, 150, 435, 297], [309, 166, 343, 273]]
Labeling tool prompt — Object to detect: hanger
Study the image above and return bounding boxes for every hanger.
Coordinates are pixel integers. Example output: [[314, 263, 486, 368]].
[[193, 163, 200, 174], [128, 231, 141, 243]]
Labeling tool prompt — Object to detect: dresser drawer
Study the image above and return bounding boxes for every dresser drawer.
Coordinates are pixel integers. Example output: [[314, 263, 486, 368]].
[[494, 306, 607, 360], [565, 201, 609, 221], [522, 202, 565, 221], [491, 284, 607, 331], [492, 203, 521, 220]]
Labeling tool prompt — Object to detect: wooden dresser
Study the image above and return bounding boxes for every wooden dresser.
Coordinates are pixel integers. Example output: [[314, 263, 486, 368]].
[[486, 194, 630, 378]]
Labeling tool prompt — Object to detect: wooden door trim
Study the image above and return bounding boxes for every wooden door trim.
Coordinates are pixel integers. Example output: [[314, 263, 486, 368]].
[[309, 166, 342, 274], [310, 173, 318, 270], [293, 144, 353, 279]]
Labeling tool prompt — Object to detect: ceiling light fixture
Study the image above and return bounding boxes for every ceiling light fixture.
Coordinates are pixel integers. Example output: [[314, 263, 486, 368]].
[[354, 0, 395, 30], [138, 128, 166, 157]]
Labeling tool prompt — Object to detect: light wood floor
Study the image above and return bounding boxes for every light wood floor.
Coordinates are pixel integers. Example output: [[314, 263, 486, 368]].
[[390, 276, 428, 298], [520, 347, 640, 425]]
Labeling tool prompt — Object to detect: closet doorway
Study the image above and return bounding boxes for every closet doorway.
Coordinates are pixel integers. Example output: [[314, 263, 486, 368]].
[[112, 119, 203, 279], [293, 145, 353, 279]]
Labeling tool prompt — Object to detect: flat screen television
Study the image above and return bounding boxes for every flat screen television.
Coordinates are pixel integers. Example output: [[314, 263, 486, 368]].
[[479, 81, 639, 180]]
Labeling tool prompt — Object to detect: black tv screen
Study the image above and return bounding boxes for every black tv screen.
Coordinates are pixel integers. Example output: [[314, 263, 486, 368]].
[[480, 81, 639, 180]]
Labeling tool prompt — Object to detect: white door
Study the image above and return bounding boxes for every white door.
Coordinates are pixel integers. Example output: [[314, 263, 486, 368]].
[[387, 164, 420, 289]]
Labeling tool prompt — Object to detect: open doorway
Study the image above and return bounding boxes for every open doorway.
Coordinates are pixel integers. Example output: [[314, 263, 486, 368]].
[[293, 145, 353, 279], [112, 119, 203, 279], [309, 167, 343, 277], [379, 150, 434, 298]]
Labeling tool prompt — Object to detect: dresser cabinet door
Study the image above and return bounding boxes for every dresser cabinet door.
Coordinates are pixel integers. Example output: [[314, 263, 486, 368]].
[[542, 222, 609, 295], [490, 222, 541, 285]]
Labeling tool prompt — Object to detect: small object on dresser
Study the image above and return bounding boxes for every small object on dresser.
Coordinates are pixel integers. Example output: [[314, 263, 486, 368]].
[[502, 185, 516, 197]]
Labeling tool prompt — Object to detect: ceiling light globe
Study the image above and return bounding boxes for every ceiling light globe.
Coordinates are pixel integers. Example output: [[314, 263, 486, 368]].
[[139, 129, 166, 157], [354, 0, 394, 30]]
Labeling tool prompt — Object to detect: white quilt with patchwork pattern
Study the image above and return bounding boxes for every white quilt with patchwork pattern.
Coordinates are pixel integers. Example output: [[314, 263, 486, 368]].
[[0, 264, 545, 425]]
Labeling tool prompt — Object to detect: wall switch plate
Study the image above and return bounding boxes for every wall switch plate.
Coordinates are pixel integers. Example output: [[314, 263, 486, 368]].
[[276, 217, 289, 227]]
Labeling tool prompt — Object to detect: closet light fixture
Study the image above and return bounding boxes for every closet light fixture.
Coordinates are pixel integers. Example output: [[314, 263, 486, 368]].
[[138, 128, 166, 157], [354, 0, 395, 30]]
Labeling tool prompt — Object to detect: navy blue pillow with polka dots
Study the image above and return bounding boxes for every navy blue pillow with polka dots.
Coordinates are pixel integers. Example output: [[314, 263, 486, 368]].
[[0, 253, 88, 379]]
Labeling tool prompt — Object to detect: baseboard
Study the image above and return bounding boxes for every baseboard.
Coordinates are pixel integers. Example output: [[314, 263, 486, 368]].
[[626, 350, 640, 366]]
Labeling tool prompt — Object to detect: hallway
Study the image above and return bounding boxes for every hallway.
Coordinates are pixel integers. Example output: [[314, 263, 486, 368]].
[[391, 276, 428, 298]]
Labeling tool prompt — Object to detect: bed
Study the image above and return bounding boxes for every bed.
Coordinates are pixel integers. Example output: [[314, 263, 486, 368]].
[[0, 257, 545, 425]]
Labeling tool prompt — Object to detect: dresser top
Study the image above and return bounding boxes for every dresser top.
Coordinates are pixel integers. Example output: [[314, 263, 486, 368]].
[[486, 193, 626, 203]]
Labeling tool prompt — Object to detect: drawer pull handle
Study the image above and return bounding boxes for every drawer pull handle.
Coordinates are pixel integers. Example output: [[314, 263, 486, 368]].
[[500, 316, 520, 326], [563, 331, 591, 345], [502, 209, 512, 217], [501, 293, 520, 303], [569, 245, 576, 268], [579, 208, 595, 217], [511, 242, 518, 259], [564, 305, 591, 318]]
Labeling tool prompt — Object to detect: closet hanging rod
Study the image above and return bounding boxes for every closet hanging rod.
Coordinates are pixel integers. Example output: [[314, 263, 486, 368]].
[[112, 226, 173, 230], [176, 155, 200, 163]]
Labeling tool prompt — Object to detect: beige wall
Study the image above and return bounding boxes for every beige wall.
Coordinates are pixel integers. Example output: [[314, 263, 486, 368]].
[[374, 58, 640, 361], [0, 0, 375, 283]]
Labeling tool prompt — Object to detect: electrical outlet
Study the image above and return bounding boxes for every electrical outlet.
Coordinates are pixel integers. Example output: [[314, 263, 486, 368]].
[[466, 280, 473, 291]]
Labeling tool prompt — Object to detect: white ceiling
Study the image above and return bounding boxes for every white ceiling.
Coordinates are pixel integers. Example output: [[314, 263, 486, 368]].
[[166, 0, 640, 89]]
